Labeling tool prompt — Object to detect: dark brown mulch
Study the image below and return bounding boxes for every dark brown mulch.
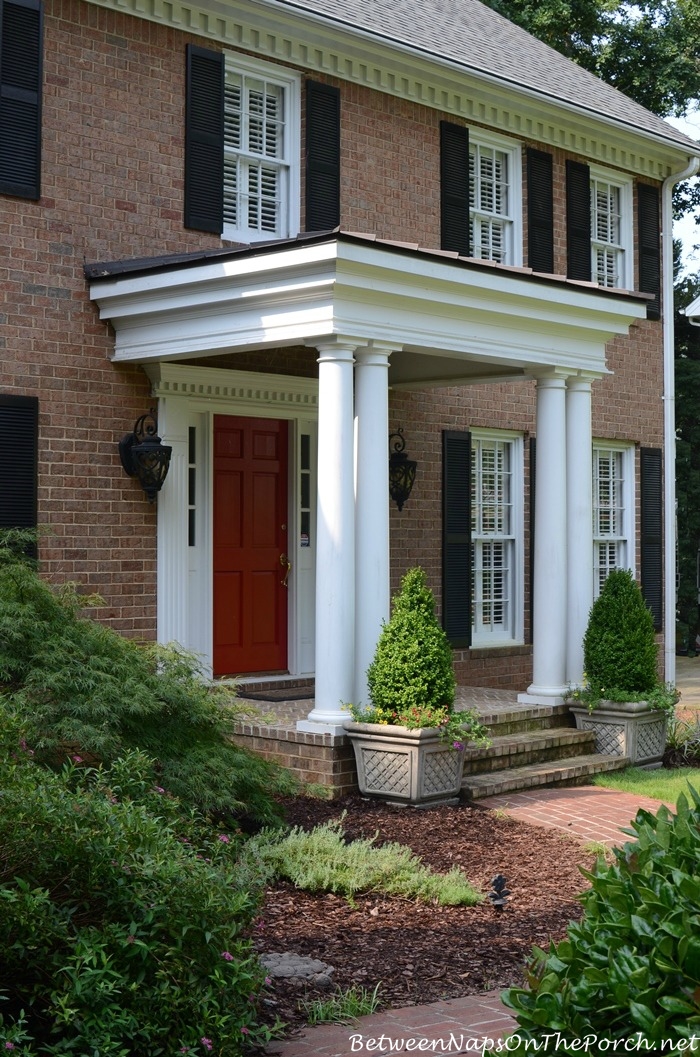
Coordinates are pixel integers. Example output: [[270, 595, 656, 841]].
[[253, 795, 601, 1035]]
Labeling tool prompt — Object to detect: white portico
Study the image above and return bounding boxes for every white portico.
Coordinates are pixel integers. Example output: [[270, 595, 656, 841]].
[[88, 231, 648, 730]]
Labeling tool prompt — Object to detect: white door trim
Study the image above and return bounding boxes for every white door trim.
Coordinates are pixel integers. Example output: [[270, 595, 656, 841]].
[[146, 363, 318, 677]]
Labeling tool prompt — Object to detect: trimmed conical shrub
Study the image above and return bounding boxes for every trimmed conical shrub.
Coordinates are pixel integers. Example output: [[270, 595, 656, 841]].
[[583, 568, 658, 696], [366, 567, 456, 712]]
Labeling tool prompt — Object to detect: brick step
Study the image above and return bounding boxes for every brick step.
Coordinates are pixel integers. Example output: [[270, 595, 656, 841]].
[[236, 677, 315, 700], [462, 753, 630, 800], [463, 728, 597, 774], [461, 702, 574, 737]]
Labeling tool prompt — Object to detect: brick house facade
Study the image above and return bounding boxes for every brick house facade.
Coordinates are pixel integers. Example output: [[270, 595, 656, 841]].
[[2, 0, 698, 730]]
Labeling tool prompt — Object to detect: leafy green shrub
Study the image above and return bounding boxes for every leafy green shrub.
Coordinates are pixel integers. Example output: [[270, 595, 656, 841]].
[[353, 568, 487, 747], [242, 818, 483, 905], [583, 568, 659, 698], [0, 535, 294, 825], [366, 567, 456, 713], [501, 787, 700, 1051], [0, 733, 277, 1055]]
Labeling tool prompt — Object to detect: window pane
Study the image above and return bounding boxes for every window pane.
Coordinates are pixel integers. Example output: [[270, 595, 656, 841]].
[[593, 447, 627, 597], [469, 142, 512, 264], [471, 435, 516, 638], [591, 179, 622, 287], [223, 64, 289, 238]]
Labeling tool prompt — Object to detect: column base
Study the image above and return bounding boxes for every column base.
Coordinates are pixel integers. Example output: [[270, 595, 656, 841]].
[[297, 715, 349, 737], [518, 688, 567, 706]]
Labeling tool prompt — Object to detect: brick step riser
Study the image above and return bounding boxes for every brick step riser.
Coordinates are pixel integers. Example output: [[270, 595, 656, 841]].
[[464, 734, 597, 774], [462, 754, 629, 800], [479, 715, 575, 737]]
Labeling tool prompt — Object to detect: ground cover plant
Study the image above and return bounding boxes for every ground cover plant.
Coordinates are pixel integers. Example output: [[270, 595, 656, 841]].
[[242, 817, 483, 904], [0, 531, 294, 826], [0, 727, 277, 1055]]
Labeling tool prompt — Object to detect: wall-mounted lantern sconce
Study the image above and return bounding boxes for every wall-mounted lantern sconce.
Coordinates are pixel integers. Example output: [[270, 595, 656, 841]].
[[389, 428, 417, 512], [118, 409, 172, 503]]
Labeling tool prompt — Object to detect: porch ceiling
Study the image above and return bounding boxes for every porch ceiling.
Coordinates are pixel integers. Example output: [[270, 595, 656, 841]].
[[88, 231, 649, 387]]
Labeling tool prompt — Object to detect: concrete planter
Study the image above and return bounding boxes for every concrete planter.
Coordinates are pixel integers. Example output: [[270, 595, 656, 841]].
[[570, 699, 667, 766], [343, 721, 465, 806]]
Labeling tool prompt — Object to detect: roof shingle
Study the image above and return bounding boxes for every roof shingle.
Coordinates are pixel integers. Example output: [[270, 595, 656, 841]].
[[275, 0, 699, 152]]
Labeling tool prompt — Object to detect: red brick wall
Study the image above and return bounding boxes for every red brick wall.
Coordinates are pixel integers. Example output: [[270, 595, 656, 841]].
[[1, 0, 665, 681]]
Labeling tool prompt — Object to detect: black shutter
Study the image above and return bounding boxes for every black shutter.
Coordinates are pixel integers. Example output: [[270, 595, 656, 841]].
[[440, 121, 470, 257], [527, 149, 554, 274], [184, 44, 224, 234], [305, 80, 340, 232], [442, 430, 471, 646], [0, 0, 43, 200], [529, 436, 536, 644], [640, 446, 662, 630], [638, 183, 661, 321], [566, 159, 591, 281], [0, 395, 37, 528]]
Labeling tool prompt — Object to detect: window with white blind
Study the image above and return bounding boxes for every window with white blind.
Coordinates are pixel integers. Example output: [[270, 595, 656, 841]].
[[590, 169, 632, 289], [471, 432, 523, 644], [223, 55, 300, 243], [469, 132, 522, 266], [593, 444, 634, 596]]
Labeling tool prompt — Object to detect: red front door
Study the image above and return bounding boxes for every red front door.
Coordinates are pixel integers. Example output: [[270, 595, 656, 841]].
[[213, 415, 289, 677]]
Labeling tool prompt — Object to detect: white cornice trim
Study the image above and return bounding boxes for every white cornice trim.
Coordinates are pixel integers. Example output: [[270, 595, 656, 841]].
[[146, 362, 319, 407], [91, 236, 648, 382], [82, 0, 695, 179]]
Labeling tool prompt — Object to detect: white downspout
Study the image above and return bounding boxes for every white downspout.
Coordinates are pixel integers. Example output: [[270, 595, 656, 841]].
[[662, 156, 699, 686]]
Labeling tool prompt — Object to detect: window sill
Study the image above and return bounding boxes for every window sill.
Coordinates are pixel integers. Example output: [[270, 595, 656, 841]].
[[468, 643, 530, 658]]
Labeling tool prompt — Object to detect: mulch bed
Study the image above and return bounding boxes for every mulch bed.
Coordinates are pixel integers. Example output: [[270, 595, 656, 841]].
[[253, 795, 601, 1035]]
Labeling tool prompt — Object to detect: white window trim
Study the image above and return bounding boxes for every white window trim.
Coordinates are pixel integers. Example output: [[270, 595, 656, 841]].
[[470, 428, 524, 647], [469, 128, 523, 268], [223, 52, 301, 244], [588, 165, 634, 291], [592, 440, 635, 598]]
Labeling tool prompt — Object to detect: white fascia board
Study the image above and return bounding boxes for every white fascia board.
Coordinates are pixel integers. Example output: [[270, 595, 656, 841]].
[[91, 237, 647, 372], [332, 241, 646, 365], [89, 242, 339, 321]]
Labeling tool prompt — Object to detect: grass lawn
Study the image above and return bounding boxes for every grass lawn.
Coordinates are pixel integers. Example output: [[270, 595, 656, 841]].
[[592, 766, 700, 802]]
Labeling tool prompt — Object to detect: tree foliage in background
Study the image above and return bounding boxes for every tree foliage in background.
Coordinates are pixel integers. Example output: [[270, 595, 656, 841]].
[[482, 0, 700, 117], [675, 269, 700, 636]]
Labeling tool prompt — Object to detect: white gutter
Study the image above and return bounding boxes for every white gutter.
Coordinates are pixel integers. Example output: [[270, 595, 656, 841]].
[[663, 156, 700, 685]]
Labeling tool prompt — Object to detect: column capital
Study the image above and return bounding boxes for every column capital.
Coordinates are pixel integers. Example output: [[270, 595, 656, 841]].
[[309, 336, 367, 362], [566, 371, 602, 393], [354, 347, 393, 368], [532, 371, 570, 391]]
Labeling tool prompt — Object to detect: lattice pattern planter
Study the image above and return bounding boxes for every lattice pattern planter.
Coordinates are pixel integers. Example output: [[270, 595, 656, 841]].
[[343, 721, 464, 806], [569, 700, 667, 766]]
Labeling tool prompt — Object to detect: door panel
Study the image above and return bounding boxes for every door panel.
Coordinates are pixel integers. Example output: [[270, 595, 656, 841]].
[[213, 415, 288, 676]]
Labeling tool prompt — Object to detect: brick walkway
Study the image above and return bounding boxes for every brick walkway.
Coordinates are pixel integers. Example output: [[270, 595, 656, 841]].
[[264, 784, 674, 1056]]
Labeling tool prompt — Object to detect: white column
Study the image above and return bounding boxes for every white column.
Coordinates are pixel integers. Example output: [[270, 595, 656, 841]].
[[354, 346, 392, 706], [298, 342, 357, 734], [566, 375, 594, 688], [155, 394, 190, 651], [519, 373, 568, 703]]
